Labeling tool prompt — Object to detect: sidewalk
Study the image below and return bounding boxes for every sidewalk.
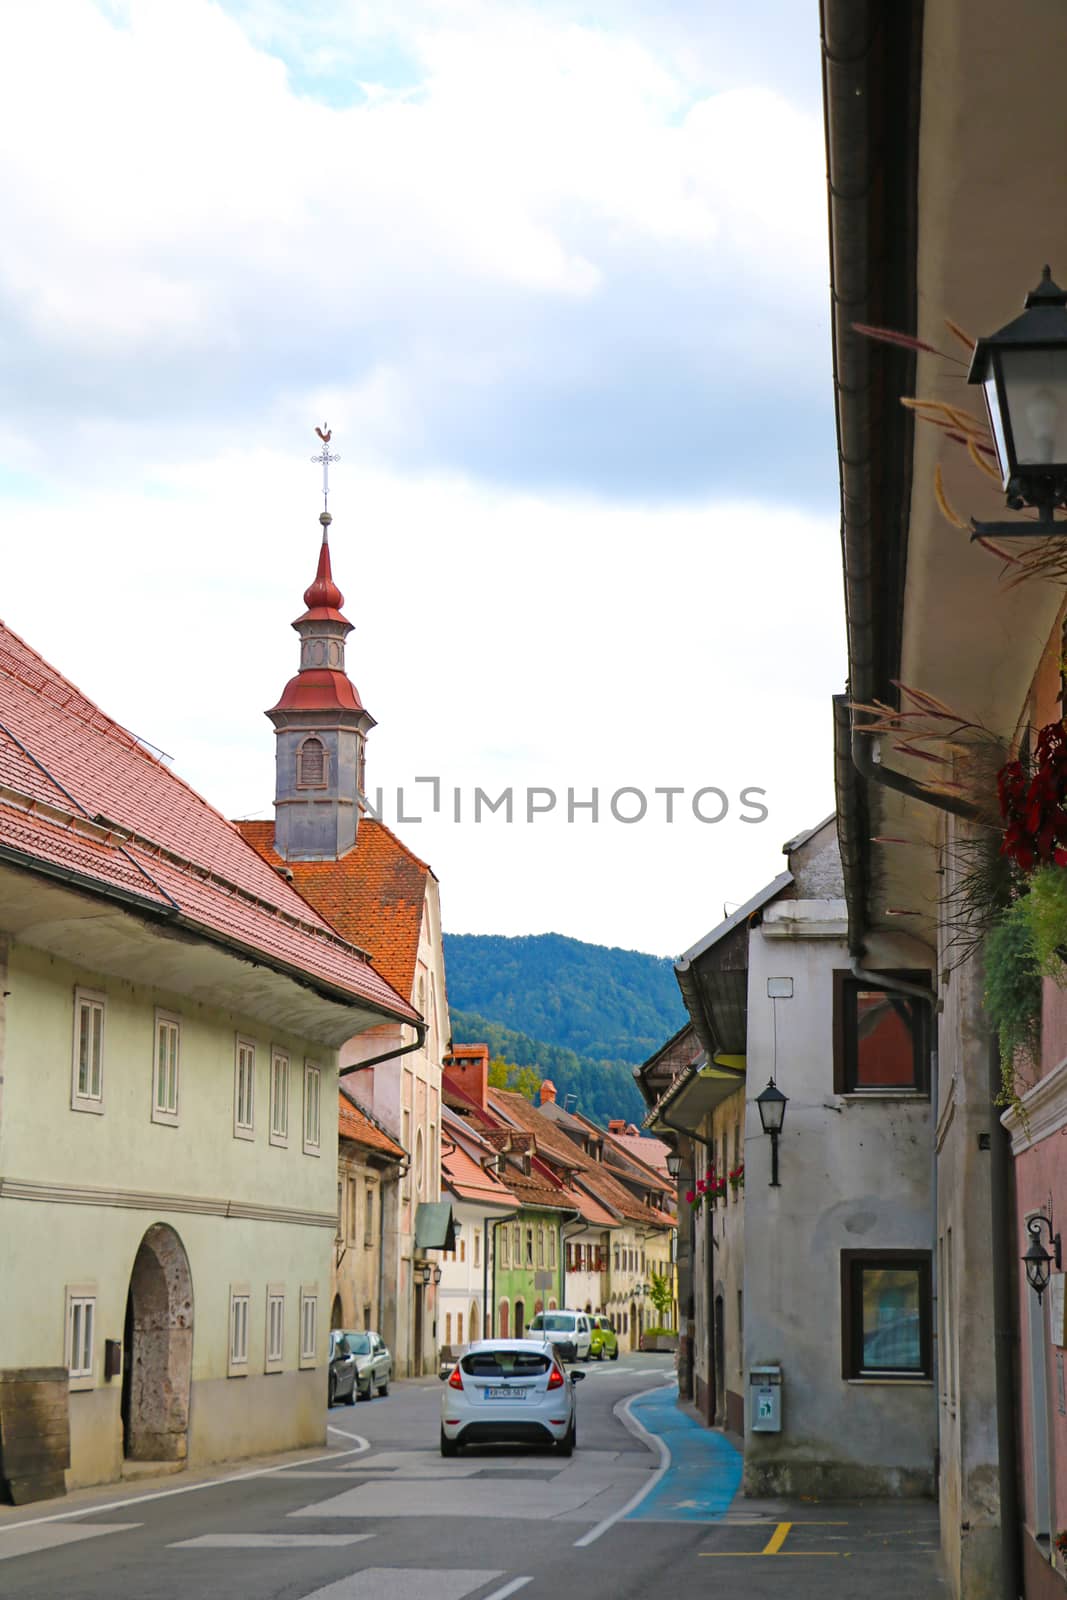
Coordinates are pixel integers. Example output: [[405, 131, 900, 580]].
[[625, 1384, 948, 1596]]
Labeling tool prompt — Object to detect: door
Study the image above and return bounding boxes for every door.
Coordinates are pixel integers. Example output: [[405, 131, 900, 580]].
[[515, 1299, 525, 1338]]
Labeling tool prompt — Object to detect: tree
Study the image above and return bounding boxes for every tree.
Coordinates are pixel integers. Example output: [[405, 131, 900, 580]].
[[647, 1266, 673, 1328], [487, 1057, 542, 1102]]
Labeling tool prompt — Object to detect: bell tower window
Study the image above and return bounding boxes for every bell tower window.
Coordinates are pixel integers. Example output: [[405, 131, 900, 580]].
[[297, 737, 327, 789]]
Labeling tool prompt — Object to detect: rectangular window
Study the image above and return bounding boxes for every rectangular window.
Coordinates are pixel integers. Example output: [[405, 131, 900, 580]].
[[500, 1225, 510, 1268], [228, 1285, 250, 1376], [345, 1177, 357, 1245], [270, 1050, 290, 1146], [841, 1251, 933, 1380], [457, 1311, 464, 1344], [299, 1286, 318, 1367], [512, 1222, 521, 1262], [537, 1228, 545, 1268], [474, 1232, 481, 1268], [265, 1286, 285, 1372], [402, 1109, 412, 1197], [549, 1229, 557, 1269], [525, 1228, 534, 1267], [65, 1286, 96, 1388], [234, 1036, 255, 1139], [833, 970, 931, 1094], [429, 1122, 437, 1196], [460, 1238, 466, 1264], [303, 1062, 321, 1155], [152, 1010, 180, 1125], [364, 1185, 374, 1248], [71, 988, 105, 1113]]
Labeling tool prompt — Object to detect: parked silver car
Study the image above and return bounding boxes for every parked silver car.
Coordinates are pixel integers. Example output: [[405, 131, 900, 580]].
[[328, 1330, 392, 1404]]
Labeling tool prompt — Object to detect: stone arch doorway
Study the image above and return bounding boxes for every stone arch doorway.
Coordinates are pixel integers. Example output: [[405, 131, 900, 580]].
[[514, 1299, 525, 1338], [121, 1223, 193, 1463], [330, 1295, 344, 1330]]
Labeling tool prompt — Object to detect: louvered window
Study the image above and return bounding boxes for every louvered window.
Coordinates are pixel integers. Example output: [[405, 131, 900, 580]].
[[298, 737, 326, 788]]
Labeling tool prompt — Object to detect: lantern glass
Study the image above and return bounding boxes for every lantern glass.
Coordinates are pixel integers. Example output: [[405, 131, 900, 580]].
[[1024, 1243, 1051, 1299], [983, 375, 1012, 488], [755, 1079, 787, 1136], [998, 347, 1067, 469], [666, 1151, 682, 1179]]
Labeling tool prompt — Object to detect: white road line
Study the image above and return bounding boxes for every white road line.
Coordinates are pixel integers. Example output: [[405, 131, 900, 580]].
[[0, 1438, 371, 1535], [480, 1579, 533, 1600], [573, 1382, 673, 1549], [169, 1532, 375, 1549], [326, 1427, 372, 1450]]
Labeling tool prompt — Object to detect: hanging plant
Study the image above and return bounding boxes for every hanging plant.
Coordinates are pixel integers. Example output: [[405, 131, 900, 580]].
[[1023, 865, 1067, 977], [984, 896, 1042, 1106], [998, 720, 1067, 870], [728, 1164, 745, 1191]]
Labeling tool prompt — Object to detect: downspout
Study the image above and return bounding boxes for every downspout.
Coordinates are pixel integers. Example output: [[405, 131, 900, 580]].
[[658, 1101, 716, 1423], [340, 1020, 427, 1075], [989, 1032, 1023, 1600]]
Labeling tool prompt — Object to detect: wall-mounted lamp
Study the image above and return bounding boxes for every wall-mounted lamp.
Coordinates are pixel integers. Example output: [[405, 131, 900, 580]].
[[969, 266, 1067, 539], [755, 1079, 788, 1189], [666, 1150, 682, 1180], [1023, 1213, 1061, 1302]]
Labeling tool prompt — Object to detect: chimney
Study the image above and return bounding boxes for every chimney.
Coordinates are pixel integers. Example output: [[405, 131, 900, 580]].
[[539, 1079, 557, 1105], [444, 1044, 489, 1111], [608, 1118, 627, 1134]]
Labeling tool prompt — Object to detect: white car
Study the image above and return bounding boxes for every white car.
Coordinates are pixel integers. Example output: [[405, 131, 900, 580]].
[[440, 1339, 585, 1456], [526, 1309, 592, 1363]]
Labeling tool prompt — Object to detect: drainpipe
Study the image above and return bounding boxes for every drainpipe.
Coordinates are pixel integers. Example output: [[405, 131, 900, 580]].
[[989, 1031, 1022, 1600], [340, 1021, 427, 1076], [658, 1102, 716, 1423], [489, 1210, 520, 1338]]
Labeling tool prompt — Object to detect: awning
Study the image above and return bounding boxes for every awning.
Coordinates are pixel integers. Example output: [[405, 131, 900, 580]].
[[644, 1055, 746, 1137], [414, 1201, 457, 1251]]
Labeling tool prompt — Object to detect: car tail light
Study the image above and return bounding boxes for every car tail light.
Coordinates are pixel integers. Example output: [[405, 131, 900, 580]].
[[448, 1364, 464, 1390], [547, 1364, 565, 1390]]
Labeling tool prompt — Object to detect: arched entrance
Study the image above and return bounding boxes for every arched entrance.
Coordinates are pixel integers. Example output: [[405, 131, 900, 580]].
[[514, 1298, 525, 1338], [499, 1300, 510, 1338], [121, 1223, 193, 1463], [470, 1300, 479, 1343], [330, 1294, 343, 1330]]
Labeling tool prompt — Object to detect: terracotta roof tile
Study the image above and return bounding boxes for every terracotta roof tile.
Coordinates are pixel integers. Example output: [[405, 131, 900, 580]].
[[237, 818, 431, 1001], [442, 1144, 518, 1206], [0, 622, 415, 1023], [338, 1091, 405, 1160]]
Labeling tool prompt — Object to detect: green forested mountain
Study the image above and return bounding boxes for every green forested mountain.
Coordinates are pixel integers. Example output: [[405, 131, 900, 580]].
[[448, 1009, 647, 1128], [443, 932, 685, 1064]]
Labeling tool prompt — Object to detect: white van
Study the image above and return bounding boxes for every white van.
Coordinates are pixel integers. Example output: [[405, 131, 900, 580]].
[[526, 1309, 592, 1362]]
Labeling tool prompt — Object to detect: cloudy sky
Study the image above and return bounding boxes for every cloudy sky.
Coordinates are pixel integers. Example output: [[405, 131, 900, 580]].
[[0, 0, 842, 958]]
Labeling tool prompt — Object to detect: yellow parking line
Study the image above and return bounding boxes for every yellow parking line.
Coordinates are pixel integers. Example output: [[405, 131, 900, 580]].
[[700, 1551, 846, 1559], [762, 1522, 792, 1555]]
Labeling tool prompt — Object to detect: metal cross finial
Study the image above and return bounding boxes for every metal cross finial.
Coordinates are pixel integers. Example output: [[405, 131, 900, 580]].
[[311, 424, 340, 508]]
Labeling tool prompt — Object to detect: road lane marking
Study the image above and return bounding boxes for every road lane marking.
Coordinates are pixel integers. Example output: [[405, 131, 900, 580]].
[[573, 1381, 673, 1548], [700, 1551, 846, 1558], [326, 1427, 372, 1449], [169, 1533, 375, 1549], [480, 1579, 533, 1600], [299, 1567, 503, 1600], [0, 1441, 371, 1534], [762, 1521, 792, 1554], [0, 1522, 140, 1562]]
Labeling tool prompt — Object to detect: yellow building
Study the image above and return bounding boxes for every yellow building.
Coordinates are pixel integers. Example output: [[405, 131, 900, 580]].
[[0, 616, 416, 1501]]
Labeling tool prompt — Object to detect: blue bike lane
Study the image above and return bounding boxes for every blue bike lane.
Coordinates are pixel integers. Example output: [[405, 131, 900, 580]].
[[623, 1382, 743, 1524]]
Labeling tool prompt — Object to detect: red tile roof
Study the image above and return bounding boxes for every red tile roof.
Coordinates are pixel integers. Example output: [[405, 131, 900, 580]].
[[487, 1089, 667, 1228], [0, 622, 415, 1023], [237, 818, 431, 1001], [338, 1091, 406, 1160], [442, 1143, 519, 1206]]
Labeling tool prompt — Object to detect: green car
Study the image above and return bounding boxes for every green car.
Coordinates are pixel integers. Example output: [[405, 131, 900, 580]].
[[588, 1314, 619, 1361]]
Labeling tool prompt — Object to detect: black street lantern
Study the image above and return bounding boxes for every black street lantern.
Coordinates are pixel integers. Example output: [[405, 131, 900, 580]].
[[968, 266, 1067, 537], [666, 1149, 682, 1180], [1023, 1213, 1062, 1302], [755, 1079, 788, 1188]]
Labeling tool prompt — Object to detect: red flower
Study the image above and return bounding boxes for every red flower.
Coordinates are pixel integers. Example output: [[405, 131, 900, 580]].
[[696, 1179, 707, 1193], [999, 721, 1067, 872], [685, 1190, 695, 1205]]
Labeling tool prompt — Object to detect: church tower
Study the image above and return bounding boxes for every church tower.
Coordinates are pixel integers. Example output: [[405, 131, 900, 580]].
[[267, 454, 375, 861]]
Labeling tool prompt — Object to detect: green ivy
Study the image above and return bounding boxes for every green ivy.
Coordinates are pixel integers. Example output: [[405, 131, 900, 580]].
[[1023, 866, 1067, 980], [983, 895, 1042, 1099]]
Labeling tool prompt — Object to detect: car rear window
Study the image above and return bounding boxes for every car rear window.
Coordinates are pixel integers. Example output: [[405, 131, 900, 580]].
[[530, 1313, 575, 1332], [461, 1351, 552, 1378]]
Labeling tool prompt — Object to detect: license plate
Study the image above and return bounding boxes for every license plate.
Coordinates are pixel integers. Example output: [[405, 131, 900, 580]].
[[485, 1386, 526, 1400]]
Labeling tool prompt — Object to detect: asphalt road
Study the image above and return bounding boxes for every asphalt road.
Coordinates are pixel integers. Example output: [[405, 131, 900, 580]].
[[0, 1353, 947, 1600]]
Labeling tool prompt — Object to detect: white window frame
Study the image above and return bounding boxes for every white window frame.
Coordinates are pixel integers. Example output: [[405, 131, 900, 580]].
[[228, 1284, 251, 1376], [303, 1061, 321, 1156], [71, 987, 106, 1114], [265, 1284, 285, 1374], [152, 1009, 181, 1126], [346, 1176, 359, 1246], [234, 1035, 255, 1140], [65, 1284, 96, 1390], [299, 1285, 319, 1368], [270, 1048, 290, 1148]]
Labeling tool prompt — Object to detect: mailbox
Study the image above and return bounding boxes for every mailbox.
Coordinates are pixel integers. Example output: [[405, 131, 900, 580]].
[[750, 1364, 782, 1432]]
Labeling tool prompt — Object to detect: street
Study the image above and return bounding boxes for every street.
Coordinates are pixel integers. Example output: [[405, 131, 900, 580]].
[[0, 1354, 947, 1600]]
